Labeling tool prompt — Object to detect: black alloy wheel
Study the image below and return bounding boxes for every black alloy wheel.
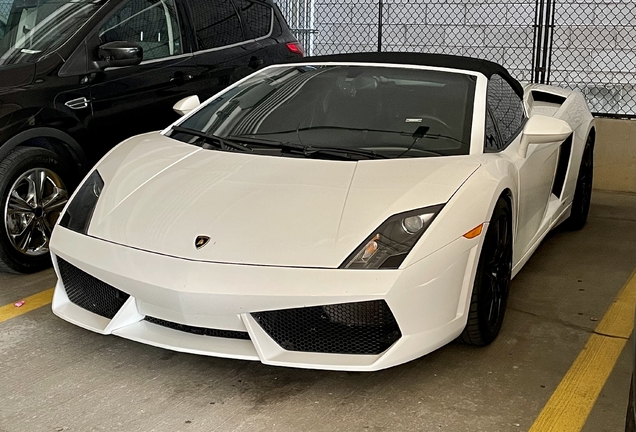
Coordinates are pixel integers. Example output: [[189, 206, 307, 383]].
[[0, 147, 71, 274], [565, 135, 594, 230], [460, 198, 513, 346]]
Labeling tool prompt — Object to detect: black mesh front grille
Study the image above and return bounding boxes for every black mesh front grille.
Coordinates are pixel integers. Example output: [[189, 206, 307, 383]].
[[57, 258, 129, 319], [145, 316, 250, 340], [252, 300, 401, 355]]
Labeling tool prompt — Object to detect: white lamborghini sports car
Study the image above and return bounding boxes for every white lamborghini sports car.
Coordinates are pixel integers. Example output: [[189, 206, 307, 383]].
[[49, 53, 595, 371]]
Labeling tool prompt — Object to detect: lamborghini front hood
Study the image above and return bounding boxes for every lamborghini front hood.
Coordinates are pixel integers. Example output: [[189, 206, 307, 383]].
[[87, 133, 480, 268]]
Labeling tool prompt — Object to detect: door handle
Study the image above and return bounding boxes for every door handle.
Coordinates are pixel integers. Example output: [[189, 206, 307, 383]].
[[170, 73, 193, 83], [248, 57, 264, 69]]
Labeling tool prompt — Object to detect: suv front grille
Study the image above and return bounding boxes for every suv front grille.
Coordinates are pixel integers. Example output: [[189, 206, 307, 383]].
[[57, 258, 129, 319], [252, 300, 401, 355]]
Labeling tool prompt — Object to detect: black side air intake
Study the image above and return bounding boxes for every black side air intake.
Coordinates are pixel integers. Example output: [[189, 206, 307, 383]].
[[57, 257, 129, 319], [252, 300, 401, 355]]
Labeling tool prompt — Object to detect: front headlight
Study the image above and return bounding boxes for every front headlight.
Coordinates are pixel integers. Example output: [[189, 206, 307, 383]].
[[340, 204, 444, 270], [58, 170, 104, 235]]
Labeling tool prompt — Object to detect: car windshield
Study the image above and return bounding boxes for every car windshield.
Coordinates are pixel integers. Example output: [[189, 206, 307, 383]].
[[175, 65, 477, 159], [0, 0, 102, 66]]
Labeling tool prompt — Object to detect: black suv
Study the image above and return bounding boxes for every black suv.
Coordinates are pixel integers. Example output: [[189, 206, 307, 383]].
[[0, 0, 302, 273]]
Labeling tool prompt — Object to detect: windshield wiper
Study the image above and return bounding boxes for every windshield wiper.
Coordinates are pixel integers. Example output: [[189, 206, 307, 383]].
[[303, 146, 389, 160], [224, 135, 305, 151], [225, 135, 388, 160], [171, 126, 252, 152]]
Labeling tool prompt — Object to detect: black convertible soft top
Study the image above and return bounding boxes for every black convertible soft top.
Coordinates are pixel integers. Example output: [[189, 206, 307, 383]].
[[287, 52, 524, 98]]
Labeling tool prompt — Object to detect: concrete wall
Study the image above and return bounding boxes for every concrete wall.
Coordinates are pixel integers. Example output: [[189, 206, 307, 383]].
[[593, 118, 636, 193]]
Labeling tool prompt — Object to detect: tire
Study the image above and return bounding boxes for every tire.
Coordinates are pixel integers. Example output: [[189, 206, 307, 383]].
[[628, 379, 636, 432], [0, 147, 72, 274], [460, 198, 513, 346], [564, 135, 594, 231]]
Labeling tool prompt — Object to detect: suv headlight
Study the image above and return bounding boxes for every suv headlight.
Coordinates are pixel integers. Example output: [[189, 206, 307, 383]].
[[58, 170, 104, 235], [340, 204, 444, 269]]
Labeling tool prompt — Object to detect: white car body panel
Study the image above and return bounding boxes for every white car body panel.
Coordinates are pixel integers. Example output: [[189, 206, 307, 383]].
[[50, 60, 595, 371]]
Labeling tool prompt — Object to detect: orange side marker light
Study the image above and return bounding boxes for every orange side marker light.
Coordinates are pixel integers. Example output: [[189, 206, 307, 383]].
[[463, 224, 484, 239]]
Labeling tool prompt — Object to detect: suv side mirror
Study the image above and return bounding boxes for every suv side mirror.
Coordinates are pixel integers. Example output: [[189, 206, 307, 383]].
[[519, 114, 572, 157], [98, 41, 143, 69], [173, 95, 200, 116]]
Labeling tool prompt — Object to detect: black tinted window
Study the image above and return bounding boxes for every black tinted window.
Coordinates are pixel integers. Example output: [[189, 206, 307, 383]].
[[189, 0, 243, 49], [487, 74, 525, 144], [235, 0, 272, 38], [177, 65, 476, 159], [484, 108, 502, 152], [100, 0, 182, 61]]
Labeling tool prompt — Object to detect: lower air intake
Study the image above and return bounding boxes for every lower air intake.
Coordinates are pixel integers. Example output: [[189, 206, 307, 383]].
[[57, 257, 129, 319], [252, 300, 401, 355], [145, 316, 250, 340]]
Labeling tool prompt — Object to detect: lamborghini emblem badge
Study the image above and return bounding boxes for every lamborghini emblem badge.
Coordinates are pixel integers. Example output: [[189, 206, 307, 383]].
[[195, 236, 211, 250]]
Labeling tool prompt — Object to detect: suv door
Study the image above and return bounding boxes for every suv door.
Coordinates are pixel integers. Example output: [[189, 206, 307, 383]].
[[85, 0, 199, 151]]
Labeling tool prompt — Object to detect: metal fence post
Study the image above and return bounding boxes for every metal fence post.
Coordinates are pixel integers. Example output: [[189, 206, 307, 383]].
[[532, 0, 546, 83], [378, 0, 383, 52]]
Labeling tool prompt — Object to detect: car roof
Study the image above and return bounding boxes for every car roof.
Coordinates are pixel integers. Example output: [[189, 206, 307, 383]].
[[288, 52, 524, 98]]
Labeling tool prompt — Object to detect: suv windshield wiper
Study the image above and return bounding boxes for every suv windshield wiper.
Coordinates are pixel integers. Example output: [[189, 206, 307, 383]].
[[225, 135, 388, 160], [171, 126, 252, 153]]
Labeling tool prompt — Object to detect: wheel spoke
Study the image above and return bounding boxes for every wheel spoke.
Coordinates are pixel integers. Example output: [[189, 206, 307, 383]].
[[15, 219, 36, 252], [34, 169, 47, 207], [23, 172, 39, 207], [8, 190, 33, 212], [35, 220, 50, 252], [8, 213, 34, 237], [42, 187, 68, 212]]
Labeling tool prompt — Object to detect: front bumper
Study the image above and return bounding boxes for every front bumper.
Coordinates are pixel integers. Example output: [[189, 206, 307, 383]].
[[50, 226, 482, 371]]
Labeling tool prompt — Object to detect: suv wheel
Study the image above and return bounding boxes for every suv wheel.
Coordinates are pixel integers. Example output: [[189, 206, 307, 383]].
[[0, 147, 71, 274]]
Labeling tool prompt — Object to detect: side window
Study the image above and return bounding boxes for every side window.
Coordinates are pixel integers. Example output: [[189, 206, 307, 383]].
[[99, 0, 183, 61], [484, 108, 503, 152], [189, 0, 244, 50], [235, 0, 272, 39], [487, 74, 526, 145]]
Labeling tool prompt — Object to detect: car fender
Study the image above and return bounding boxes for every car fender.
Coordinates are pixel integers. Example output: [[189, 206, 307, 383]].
[[0, 125, 88, 171], [401, 156, 518, 269]]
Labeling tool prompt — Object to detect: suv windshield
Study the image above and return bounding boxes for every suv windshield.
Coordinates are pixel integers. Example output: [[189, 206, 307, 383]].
[[176, 64, 477, 159], [0, 0, 102, 66]]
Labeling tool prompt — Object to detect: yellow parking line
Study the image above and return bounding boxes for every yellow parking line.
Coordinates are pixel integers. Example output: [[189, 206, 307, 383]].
[[0, 288, 54, 323], [528, 270, 636, 432]]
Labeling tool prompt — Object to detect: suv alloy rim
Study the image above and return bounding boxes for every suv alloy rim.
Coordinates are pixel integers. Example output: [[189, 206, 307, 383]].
[[4, 168, 68, 256]]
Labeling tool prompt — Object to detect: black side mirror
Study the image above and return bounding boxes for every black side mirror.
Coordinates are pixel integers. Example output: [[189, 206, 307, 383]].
[[98, 41, 143, 69]]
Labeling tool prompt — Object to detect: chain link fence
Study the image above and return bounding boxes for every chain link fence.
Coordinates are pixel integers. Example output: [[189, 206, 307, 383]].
[[548, 0, 636, 115], [276, 0, 636, 117], [0, 0, 11, 38]]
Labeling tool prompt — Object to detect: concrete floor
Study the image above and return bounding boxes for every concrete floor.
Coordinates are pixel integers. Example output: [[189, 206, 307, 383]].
[[0, 190, 634, 432]]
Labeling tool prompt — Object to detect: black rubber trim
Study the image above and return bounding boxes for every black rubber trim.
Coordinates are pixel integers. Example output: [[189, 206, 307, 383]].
[[145, 316, 250, 340]]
